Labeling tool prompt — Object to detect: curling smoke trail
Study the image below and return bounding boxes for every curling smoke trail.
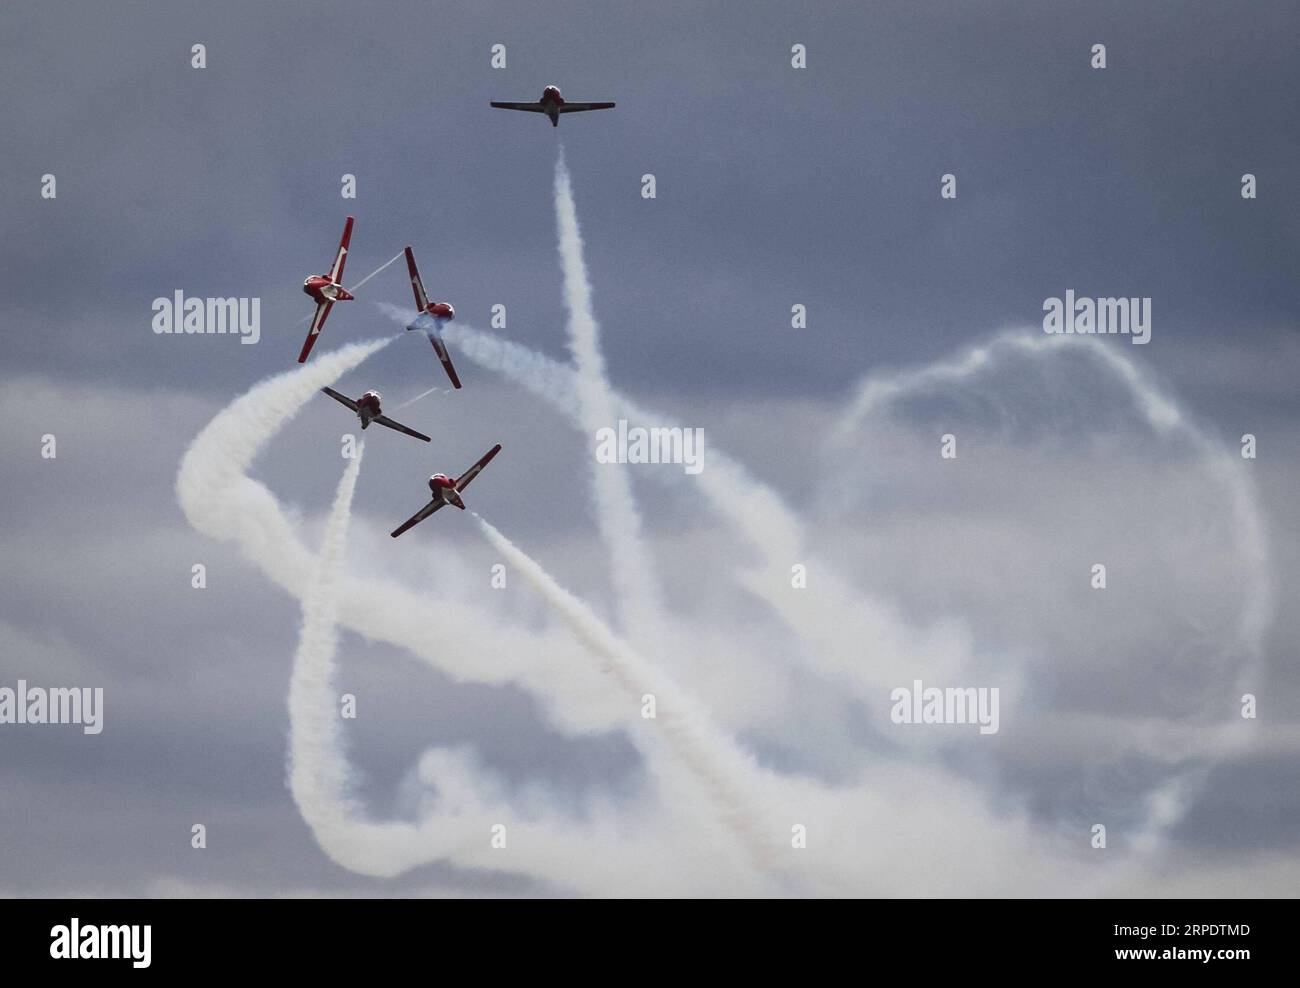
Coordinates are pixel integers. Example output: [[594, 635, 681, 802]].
[[176, 339, 777, 888], [175, 340, 542, 878], [835, 331, 1273, 855], [176, 339, 488, 877], [834, 330, 1271, 686], [552, 151, 669, 647], [474, 514, 783, 874], [175, 335, 571, 689], [286, 444, 368, 858], [282, 447, 526, 880]]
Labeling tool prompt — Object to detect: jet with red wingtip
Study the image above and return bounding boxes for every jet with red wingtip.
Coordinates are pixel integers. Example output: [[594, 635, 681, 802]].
[[491, 85, 615, 127], [403, 246, 462, 389], [298, 216, 355, 362], [320, 387, 430, 442], [390, 444, 502, 537]]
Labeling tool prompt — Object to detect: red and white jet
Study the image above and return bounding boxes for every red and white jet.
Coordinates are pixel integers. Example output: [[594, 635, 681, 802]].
[[491, 86, 615, 128], [390, 444, 502, 537], [403, 246, 461, 389], [320, 387, 430, 442], [298, 216, 355, 363]]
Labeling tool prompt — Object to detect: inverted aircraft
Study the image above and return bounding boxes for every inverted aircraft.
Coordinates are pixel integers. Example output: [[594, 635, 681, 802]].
[[403, 246, 461, 389], [298, 216, 355, 362]]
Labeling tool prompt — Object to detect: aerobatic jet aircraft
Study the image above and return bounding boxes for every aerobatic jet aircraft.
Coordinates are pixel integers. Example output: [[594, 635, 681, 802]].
[[320, 387, 430, 442], [490, 86, 615, 127], [390, 444, 502, 537], [403, 246, 461, 389], [298, 216, 355, 362]]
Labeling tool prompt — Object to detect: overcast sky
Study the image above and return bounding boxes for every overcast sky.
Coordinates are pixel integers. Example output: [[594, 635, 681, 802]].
[[2, 0, 1298, 896]]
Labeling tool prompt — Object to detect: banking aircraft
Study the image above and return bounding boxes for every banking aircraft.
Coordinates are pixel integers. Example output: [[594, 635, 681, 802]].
[[390, 444, 502, 537], [320, 387, 430, 442], [298, 216, 355, 362], [490, 85, 615, 127], [403, 246, 461, 389]]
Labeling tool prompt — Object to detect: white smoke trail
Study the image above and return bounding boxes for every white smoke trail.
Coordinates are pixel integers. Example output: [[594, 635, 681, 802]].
[[393, 384, 443, 411], [346, 250, 405, 295], [474, 513, 784, 876], [286, 444, 368, 855], [552, 152, 670, 648], [175, 338, 775, 890]]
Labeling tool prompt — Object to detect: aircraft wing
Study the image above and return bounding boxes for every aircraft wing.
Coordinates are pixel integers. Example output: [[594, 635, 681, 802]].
[[490, 101, 547, 113], [404, 246, 429, 312], [455, 444, 502, 492], [373, 414, 431, 443], [320, 387, 359, 412], [427, 331, 463, 389], [558, 102, 616, 113], [328, 216, 354, 285], [297, 301, 333, 362], [390, 498, 444, 538]]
